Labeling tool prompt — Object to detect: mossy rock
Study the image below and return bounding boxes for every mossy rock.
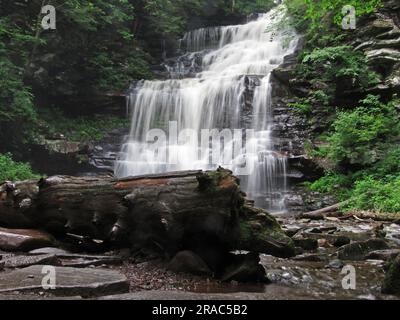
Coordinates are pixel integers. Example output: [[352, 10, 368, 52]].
[[237, 206, 295, 258], [382, 254, 400, 295]]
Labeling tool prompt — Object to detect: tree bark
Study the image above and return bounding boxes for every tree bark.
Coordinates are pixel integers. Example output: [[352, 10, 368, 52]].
[[300, 201, 350, 220]]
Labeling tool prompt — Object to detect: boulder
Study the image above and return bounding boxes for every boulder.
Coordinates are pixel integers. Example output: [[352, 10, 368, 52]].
[[332, 236, 351, 248], [237, 206, 295, 258], [0, 265, 129, 297], [0, 228, 54, 252], [272, 66, 295, 85], [338, 239, 389, 261], [292, 235, 318, 251], [365, 249, 400, 261], [366, 48, 400, 63], [167, 251, 212, 276], [282, 225, 302, 238], [221, 252, 268, 283], [382, 254, 400, 295], [41, 139, 86, 155]]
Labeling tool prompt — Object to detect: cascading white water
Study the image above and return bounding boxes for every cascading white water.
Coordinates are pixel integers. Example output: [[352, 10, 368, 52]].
[[115, 6, 298, 213]]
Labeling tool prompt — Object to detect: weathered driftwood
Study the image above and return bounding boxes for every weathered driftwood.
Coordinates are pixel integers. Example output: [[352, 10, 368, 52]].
[[349, 211, 400, 223], [300, 201, 350, 220], [0, 168, 295, 262]]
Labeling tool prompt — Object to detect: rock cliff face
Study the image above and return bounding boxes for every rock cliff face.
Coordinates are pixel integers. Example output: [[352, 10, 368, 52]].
[[355, 0, 400, 97], [269, 1, 400, 212]]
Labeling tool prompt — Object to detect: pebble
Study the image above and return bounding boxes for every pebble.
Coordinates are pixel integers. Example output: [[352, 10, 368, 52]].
[[357, 294, 376, 300], [326, 259, 344, 270], [282, 272, 292, 280], [302, 275, 313, 283]]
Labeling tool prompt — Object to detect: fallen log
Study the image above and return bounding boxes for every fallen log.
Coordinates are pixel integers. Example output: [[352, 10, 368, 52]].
[[0, 168, 295, 265], [300, 201, 350, 220], [350, 210, 400, 223]]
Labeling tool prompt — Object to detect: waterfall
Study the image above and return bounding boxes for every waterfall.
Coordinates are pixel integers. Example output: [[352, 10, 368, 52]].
[[115, 6, 298, 213]]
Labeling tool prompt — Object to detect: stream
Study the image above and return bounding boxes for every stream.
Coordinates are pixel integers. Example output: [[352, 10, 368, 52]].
[[115, 216, 400, 300]]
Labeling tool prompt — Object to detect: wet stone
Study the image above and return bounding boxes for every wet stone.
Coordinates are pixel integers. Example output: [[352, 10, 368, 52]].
[[332, 236, 351, 248], [167, 251, 212, 276], [3, 254, 61, 268], [0, 228, 54, 252], [293, 236, 318, 251], [338, 239, 389, 261], [59, 255, 122, 268], [221, 253, 268, 283], [282, 225, 302, 237], [0, 265, 129, 297], [293, 254, 328, 262], [365, 249, 400, 261], [29, 248, 70, 255], [382, 254, 400, 295], [326, 259, 345, 270]]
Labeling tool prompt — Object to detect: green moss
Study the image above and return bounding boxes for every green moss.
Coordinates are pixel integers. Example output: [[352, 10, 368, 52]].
[[198, 168, 240, 193], [238, 207, 295, 258]]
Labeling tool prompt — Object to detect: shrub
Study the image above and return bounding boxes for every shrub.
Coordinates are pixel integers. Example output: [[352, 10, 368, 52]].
[[40, 109, 130, 142], [349, 176, 400, 213], [327, 95, 399, 166], [309, 173, 352, 197], [0, 153, 40, 182], [299, 46, 379, 94]]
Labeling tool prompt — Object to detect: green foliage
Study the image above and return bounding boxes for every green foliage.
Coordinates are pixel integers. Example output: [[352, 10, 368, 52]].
[[91, 50, 153, 91], [369, 147, 400, 180], [349, 176, 400, 213], [310, 143, 400, 214], [229, 0, 276, 15], [310, 170, 400, 214], [299, 46, 379, 95], [304, 0, 382, 26], [40, 109, 130, 143], [307, 95, 400, 213], [286, 1, 399, 213], [0, 53, 37, 150], [327, 95, 399, 166], [55, 0, 150, 91], [309, 172, 352, 195], [288, 98, 312, 115], [0, 153, 40, 182], [285, 0, 310, 31], [285, 0, 382, 32], [348, 147, 400, 213]]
